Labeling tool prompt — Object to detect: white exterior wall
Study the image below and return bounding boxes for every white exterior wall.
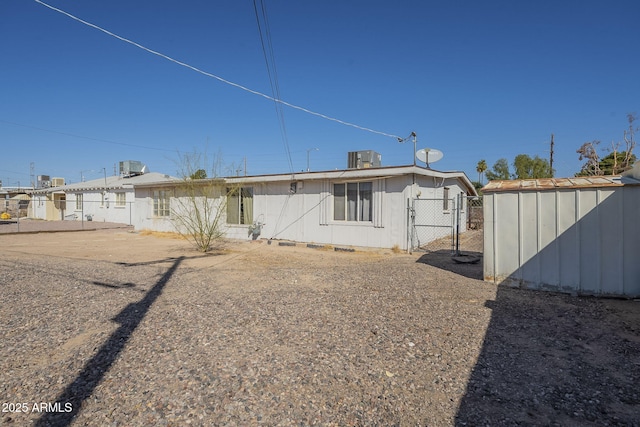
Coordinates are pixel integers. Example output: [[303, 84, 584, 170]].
[[131, 170, 474, 250], [225, 176, 410, 249], [132, 175, 424, 249], [134, 187, 175, 232], [484, 186, 640, 297], [28, 193, 65, 220], [66, 190, 134, 224], [29, 194, 47, 219]]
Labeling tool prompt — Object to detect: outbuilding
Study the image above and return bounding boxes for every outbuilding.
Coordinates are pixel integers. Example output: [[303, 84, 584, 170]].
[[483, 172, 640, 297]]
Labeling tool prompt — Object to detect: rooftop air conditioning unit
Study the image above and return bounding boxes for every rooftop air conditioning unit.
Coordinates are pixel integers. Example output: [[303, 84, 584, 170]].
[[37, 175, 51, 189], [347, 150, 382, 169], [119, 160, 146, 177], [51, 177, 65, 187]]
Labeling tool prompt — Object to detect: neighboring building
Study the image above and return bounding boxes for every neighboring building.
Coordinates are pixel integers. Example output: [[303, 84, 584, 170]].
[[133, 165, 476, 250], [483, 173, 640, 297], [29, 169, 179, 223], [1, 187, 31, 218], [29, 177, 67, 221]]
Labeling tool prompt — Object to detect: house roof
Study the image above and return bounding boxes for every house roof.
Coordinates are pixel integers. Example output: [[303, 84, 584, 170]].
[[27, 165, 476, 196], [481, 176, 640, 193], [29, 172, 179, 194], [133, 165, 478, 196], [10, 194, 31, 201]]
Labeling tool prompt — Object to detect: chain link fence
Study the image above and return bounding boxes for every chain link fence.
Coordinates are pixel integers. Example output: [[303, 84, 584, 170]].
[[410, 195, 483, 256], [457, 196, 483, 255], [1, 199, 135, 233]]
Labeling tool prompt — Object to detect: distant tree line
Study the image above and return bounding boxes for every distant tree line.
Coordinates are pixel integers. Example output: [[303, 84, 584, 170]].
[[474, 113, 638, 186], [475, 155, 553, 186]]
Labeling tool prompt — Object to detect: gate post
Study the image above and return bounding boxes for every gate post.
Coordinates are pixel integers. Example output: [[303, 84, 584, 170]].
[[455, 193, 462, 255], [407, 198, 414, 254]]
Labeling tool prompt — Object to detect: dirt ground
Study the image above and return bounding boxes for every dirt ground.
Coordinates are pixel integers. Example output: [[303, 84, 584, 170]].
[[1, 229, 639, 426], [0, 219, 132, 234]]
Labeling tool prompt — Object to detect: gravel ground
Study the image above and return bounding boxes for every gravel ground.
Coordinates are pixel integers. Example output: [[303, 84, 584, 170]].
[[1, 230, 639, 426]]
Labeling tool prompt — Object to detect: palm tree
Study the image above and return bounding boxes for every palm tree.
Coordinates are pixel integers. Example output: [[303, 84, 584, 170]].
[[476, 159, 488, 184]]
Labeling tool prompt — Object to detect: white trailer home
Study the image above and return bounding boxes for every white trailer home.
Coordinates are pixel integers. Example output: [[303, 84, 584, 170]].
[[133, 165, 476, 251]]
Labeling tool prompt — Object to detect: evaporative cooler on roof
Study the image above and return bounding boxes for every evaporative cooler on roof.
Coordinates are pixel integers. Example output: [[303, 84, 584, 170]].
[[119, 161, 146, 177], [347, 151, 381, 169]]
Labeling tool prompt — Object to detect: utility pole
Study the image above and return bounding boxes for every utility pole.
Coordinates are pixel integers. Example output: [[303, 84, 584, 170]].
[[411, 132, 417, 166], [397, 131, 417, 166], [306, 148, 319, 172], [550, 133, 555, 177]]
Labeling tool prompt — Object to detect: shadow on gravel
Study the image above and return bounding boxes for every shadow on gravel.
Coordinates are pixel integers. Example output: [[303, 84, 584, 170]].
[[35, 256, 184, 427], [115, 253, 220, 267], [91, 281, 137, 290], [455, 286, 640, 425], [415, 250, 483, 280]]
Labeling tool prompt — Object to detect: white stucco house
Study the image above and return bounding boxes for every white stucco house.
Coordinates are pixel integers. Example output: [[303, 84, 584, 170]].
[[133, 165, 476, 251]]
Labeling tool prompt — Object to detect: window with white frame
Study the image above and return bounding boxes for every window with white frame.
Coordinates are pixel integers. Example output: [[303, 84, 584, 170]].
[[226, 187, 253, 224], [333, 181, 372, 222], [75, 193, 83, 211], [153, 190, 170, 217], [115, 192, 126, 207]]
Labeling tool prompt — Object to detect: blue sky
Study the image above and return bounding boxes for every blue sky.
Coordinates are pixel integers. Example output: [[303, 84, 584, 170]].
[[1, 0, 638, 186]]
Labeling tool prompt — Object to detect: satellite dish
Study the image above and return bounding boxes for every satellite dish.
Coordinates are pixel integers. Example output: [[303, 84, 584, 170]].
[[415, 148, 444, 168]]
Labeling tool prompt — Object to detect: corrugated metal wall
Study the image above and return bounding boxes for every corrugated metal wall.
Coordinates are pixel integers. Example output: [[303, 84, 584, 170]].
[[484, 186, 640, 297]]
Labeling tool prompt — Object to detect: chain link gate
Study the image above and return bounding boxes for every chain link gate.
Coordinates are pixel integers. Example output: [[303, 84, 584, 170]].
[[408, 197, 455, 253], [408, 195, 483, 255]]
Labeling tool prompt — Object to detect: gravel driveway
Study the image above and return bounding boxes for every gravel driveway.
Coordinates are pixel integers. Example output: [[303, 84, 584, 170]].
[[1, 230, 638, 426]]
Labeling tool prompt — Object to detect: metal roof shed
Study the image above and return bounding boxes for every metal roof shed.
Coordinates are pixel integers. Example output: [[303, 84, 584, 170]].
[[483, 176, 640, 297]]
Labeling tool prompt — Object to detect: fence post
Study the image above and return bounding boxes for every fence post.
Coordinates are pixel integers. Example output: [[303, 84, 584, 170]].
[[455, 193, 462, 255]]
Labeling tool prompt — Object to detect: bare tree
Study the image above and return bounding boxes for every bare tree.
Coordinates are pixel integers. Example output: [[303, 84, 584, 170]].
[[608, 140, 620, 174], [171, 151, 229, 252], [622, 113, 637, 171], [576, 140, 603, 176], [577, 114, 637, 176]]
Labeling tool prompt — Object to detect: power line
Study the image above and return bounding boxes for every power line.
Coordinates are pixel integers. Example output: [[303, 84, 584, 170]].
[[0, 119, 176, 152], [253, 0, 293, 173], [0, 169, 31, 177], [34, 0, 401, 140]]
